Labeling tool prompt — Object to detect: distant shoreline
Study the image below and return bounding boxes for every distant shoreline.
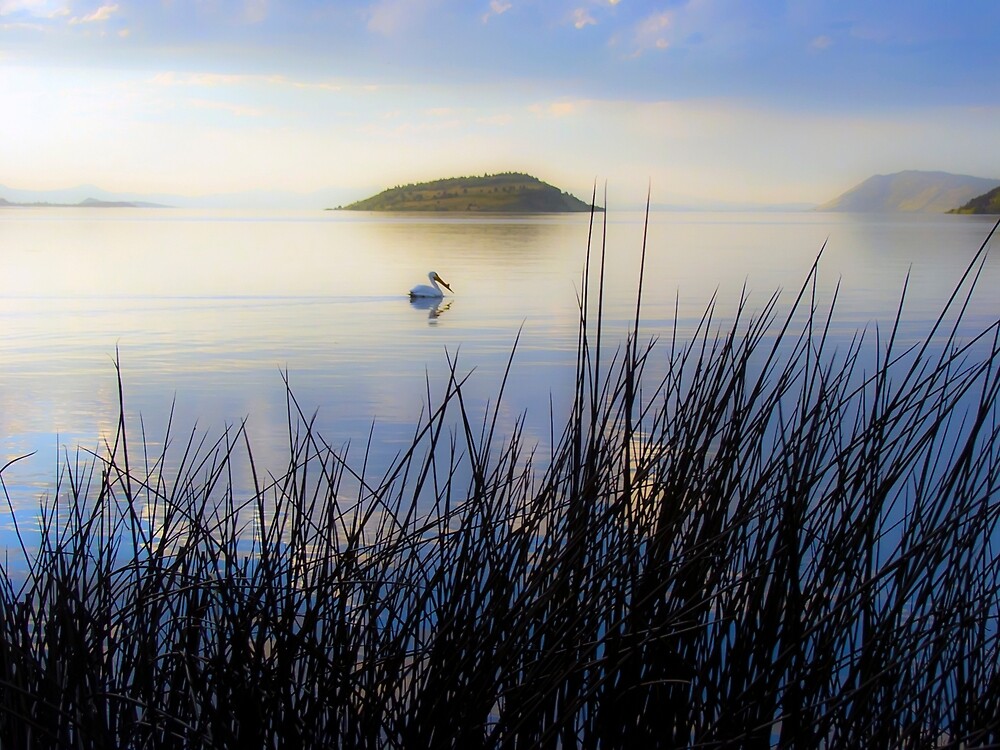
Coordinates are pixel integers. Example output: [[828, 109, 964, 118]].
[[0, 198, 169, 209]]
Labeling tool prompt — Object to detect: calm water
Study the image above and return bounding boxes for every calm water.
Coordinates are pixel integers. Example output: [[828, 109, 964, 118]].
[[1, 208, 998, 516]]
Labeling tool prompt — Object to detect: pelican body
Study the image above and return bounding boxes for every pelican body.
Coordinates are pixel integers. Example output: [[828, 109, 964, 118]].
[[410, 271, 452, 298]]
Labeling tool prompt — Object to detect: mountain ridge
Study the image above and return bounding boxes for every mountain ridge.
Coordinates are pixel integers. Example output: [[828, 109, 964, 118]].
[[818, 170, 1000, 213], [0, 183, 363, 210], [0, 196, 168, 208]]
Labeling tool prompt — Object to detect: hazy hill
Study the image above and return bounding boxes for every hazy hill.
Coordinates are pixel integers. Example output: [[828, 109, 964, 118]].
[[0, 184, 166, 206], [817, 171, 1000, 213], [949, 186, 1000, 215], [78, 198, 165, 208], [0, 195, 167, 208], [0, 183, 360, 210], [339, 173, 600, 212]]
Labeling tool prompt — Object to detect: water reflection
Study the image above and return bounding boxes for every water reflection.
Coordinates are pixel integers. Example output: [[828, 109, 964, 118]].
[[0, 208, 996, 520], [409, 296, 453, 323]]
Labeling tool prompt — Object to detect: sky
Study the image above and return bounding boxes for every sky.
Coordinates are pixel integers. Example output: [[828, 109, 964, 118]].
[[1, 0, 999, 208]]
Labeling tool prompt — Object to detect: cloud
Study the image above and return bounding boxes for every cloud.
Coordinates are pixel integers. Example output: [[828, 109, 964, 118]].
[[571, 8, 595, 29], [811, 34, 832, 50], [476, 113, 513, 126], [0, 0, 69, 18], [69, 3, 118, 24], [629, 0, 744, 57], [0, 0, 58, 15], [529, 100, 587, 118], [243, 0, 268, 24], [152, 72, 252, 87], [548, 101, 578, 116], [151, 71, 343, 92], [188, 98, 264, 118], [482, 0, 511, 23], [0, 20, 43, 29], [367, 0, 437, 35], [636, 10, 671, 45]]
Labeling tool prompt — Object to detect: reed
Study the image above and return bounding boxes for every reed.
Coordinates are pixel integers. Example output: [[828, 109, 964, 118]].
[[1, 215, 998, 748]]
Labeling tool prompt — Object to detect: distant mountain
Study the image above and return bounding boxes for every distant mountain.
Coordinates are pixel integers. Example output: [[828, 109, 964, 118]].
[[78, 198, 168, 208], [0, 183, 363, 210], [164, 187, 364, 210], [0, 183, 113, 205], [0, 195, 168, 208], [644, 200, 817, 212], [817, 171, 1000, 213], [340, 173, 601, 212], [949, 186, 1000, 215]]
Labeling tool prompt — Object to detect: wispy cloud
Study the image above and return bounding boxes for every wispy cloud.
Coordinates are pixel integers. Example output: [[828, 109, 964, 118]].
[[0, 0, 68, 16], [188, 98, 264, 118], [243, 0, 268, 24], [810, 34, 832, 50], [477, 113, 513, 126], [560, 0, 623, 31], [633, 9, 672, 53], [571, 8, 595, 29], [367, 0, 438, 36], [529, 100, 588, 117], [152, 72, 253, 87], [151, 71, 343, 92], [482, 0, 511, 23], [629, 0, 743, 57], [69, 3, 118, 24], [0, 20, 43, 30]]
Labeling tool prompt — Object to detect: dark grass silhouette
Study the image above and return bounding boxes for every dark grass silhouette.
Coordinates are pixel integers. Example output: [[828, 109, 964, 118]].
[[1, 209, 999, 748]]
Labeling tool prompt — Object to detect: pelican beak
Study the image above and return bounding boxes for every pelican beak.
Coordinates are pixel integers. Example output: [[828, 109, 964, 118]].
[[435, 274, 453, 292]]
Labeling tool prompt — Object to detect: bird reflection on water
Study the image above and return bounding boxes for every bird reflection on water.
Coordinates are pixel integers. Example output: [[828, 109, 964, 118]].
[[409, 296, 453, 324]]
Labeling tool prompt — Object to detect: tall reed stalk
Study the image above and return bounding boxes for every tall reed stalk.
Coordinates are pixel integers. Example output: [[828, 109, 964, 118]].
[[1, 216, 999, 748]]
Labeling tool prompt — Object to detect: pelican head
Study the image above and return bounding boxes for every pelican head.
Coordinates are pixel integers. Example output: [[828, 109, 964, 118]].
[[430, 271, 452, 292]]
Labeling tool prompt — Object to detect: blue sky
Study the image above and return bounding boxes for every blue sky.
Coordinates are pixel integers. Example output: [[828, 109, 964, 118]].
[[2, 0, 998, 206]]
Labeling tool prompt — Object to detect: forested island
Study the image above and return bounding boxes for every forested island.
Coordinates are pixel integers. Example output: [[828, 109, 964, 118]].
[[336, 172, 601, 212]]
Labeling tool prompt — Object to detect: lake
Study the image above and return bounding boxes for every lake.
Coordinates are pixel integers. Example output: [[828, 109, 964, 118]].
[[1, 207, 998, 521]]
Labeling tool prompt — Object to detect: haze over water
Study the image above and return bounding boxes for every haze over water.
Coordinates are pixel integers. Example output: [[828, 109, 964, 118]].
[[1, 207, 998, 519]]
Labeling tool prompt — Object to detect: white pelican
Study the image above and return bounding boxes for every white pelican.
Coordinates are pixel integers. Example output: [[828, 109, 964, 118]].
[[409, 271, 452, 298]]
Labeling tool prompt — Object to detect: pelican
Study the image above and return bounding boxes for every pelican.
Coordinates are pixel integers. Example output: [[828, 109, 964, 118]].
[[409, 271, 452, 298]]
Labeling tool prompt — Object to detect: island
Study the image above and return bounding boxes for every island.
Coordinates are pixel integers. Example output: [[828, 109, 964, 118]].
[[949, 186, 1000, 215], [336, 172, 602, 212]]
